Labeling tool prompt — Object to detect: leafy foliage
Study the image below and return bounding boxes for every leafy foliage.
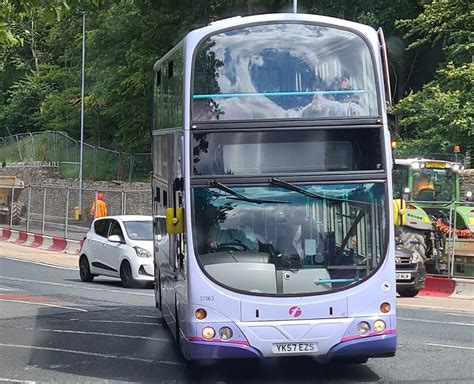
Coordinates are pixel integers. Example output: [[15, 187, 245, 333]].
[[0, 0, 472, 168], [394, 0, 473, 163]]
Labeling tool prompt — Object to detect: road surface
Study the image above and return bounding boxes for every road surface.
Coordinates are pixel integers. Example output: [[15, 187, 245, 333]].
[[0, 250, 472, 383]]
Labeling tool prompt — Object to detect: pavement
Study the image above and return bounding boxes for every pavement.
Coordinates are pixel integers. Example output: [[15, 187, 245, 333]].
[[0, 241, 79, 269]]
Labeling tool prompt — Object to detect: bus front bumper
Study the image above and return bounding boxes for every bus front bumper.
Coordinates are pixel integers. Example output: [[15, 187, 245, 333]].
[[327, 332, 397, 361]]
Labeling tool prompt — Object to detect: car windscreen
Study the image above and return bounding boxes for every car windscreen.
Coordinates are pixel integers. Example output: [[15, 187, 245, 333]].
[[193, 128, 383, 176], [123, 221, 153, 241]]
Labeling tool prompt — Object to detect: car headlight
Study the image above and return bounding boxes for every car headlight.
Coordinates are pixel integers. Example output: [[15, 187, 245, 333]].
[[134, 246, 152, 258], [395, 257, 401, 264], [410, 251, 422, 263]]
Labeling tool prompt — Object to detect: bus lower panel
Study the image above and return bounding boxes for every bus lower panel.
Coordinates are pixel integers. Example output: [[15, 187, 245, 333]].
[[183, 339, 262, 360], [327, 333, 397, 361]]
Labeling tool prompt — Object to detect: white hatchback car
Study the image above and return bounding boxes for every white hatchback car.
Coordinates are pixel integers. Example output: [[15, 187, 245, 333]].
[[79, 215, 154, 288]]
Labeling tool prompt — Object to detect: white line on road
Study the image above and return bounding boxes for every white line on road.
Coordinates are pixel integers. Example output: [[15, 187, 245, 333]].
[[447, 312, 474, 318], [0, 276, 153, 297], [0, 379, 39, 384], [70, 319, 161, 326], [397, 303, 474, 313], [0, 342, 181, 366], [0, 256, 77, 271], [426, 343, 474, 351], [0, 298, 87, 312], [21, 327, 172, 342], [134, 314, 157, 319], [398, 317, 473, 327]]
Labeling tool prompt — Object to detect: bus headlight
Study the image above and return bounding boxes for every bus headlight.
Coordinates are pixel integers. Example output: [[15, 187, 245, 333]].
[[202, 326, 215, 340], [357, 321, 370, 336], [373, 320, 386, 333], [219, 327, 233, 341], [411, 162, 420, 169]]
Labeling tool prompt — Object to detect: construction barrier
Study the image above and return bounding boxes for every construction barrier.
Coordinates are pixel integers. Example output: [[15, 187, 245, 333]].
[[0, 229, 81, 254]]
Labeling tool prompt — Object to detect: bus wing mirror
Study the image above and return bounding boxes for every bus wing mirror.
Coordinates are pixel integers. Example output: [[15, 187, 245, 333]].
[[166, 207, 184, 234]]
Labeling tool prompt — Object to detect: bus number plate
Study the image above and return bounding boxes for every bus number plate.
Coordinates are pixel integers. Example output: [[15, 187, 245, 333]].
[[272, 342, 318, 354], [396, 273, 411, 280]]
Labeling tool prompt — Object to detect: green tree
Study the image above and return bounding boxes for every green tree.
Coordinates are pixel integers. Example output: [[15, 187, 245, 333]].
[[394, 0, 474, 162]]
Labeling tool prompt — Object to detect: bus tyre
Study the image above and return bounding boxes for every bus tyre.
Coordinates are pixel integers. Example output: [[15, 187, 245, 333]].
[[10, 201, 22, 225], [79, 255, 94, 282], [120, 260, 136, 288], [397, 288, 420, 297]]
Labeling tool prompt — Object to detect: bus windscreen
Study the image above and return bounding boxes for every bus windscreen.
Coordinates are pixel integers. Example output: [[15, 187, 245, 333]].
[[193, 23, 378, 121]]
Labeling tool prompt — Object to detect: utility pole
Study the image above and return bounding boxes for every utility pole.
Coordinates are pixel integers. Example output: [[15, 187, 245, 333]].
[[79, 12, 86, 217], [293, 0, 298, 13]]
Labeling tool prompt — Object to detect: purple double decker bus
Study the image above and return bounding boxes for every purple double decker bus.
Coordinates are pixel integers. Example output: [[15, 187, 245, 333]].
[[151, 13, 396, 363]]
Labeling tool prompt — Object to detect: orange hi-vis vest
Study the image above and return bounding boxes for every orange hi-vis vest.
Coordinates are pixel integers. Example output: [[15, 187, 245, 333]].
[[90, 199, 107, 218]]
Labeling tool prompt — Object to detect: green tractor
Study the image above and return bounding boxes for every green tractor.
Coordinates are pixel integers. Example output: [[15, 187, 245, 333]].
[[393, 158, 474, 276]]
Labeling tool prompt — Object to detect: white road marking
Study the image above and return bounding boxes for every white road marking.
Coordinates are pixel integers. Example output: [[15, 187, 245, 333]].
[[398, 317, 473, 327], [397, 303, 474, 313], [0, 298, 88, 312], [22, 327, 171, 342], [0, 379, 38, 384], [0, 256, 77, 271], [447, 312, 474, 318], [134, 314, 157, 319], [0, 287, 17, 291], [0, 276, 153, 297], [427, 343, 474, 351], [0, 342, 181, 365], [70, 319, 161, 326]]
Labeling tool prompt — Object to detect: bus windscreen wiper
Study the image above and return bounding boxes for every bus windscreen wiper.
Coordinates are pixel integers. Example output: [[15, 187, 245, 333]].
[[209, 180, 289, 204], [270, 177, 340, 203]]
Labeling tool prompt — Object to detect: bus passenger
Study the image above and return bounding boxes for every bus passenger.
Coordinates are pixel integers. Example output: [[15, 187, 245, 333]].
[[207, 223, 259, 252]]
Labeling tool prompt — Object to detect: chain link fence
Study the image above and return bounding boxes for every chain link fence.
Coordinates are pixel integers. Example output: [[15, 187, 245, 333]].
[[0, 184, 151, 241], [0, 131, 151, 182]]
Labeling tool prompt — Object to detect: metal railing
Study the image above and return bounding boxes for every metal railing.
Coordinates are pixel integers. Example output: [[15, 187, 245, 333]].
[[446, 201, 474, 279], [0, 131, 151, 182], [0, 184, 151, 241]]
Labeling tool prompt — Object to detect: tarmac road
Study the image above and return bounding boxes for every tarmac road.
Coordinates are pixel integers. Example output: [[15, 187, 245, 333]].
[[0, 243, 473, 383]]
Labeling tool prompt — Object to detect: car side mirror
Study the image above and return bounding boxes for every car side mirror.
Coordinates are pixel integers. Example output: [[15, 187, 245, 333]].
[[108, 235, 122, 243]]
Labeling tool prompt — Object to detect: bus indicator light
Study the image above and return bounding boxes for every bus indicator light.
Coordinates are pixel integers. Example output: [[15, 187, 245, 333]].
[[195, 308, 207, 320], [380, 302, 391, 313]]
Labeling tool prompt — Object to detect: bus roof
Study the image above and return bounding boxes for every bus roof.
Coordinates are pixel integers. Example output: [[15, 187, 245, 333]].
[[153, 13, 378, 71]]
